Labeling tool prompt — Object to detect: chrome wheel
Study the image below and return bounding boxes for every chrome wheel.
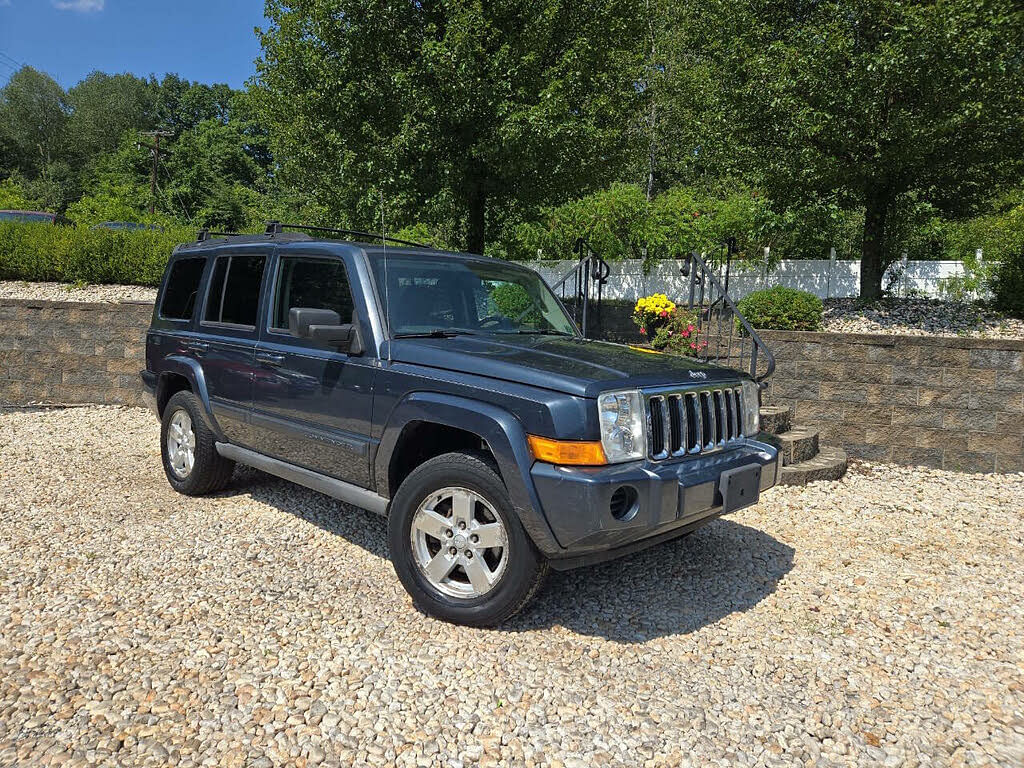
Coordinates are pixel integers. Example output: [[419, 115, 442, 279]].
[[166, 409, 195, 479], [410, 486, 509, 599]]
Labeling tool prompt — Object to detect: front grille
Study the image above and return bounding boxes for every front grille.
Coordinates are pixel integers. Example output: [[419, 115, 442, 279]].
[[646, 385, 746, 460]]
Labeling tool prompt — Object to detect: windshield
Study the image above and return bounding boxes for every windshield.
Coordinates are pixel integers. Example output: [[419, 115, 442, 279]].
[[371, 254, 577, 338]]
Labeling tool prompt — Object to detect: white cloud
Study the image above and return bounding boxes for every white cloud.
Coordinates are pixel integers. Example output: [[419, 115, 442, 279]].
[[52, 0, 105, 11]]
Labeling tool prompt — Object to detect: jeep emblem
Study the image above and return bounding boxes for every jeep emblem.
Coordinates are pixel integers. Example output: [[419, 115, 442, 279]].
[[688, 370, 708, 380]]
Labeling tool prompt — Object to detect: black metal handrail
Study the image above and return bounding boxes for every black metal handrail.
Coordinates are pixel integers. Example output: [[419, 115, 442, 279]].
[[680, 249, 775, 384], [550, 238, 610, 337]]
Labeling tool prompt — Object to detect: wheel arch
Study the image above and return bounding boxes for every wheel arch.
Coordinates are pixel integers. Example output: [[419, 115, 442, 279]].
[[375, 392, 562, 557], [156, 356, 225, 440]]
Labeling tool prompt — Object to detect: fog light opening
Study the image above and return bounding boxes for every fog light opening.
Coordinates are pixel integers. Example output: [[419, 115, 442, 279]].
[[609, 486, 639, 521]]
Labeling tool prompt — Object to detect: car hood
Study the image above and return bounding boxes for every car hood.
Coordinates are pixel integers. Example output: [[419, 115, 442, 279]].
[[387, 335, 745, 397]]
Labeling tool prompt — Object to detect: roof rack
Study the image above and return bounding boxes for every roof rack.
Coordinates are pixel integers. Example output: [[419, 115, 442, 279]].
[[264, 220, 428, 248], [196, 228, 243, 242]]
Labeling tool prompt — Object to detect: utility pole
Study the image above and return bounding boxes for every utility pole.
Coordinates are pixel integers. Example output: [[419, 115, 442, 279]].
[[139, 131, 173, 215]]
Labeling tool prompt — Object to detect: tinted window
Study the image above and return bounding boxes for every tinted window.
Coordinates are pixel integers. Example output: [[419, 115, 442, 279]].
[[204, 254, 266, 327], [160, 257, 206, 320], [272, 257, 355, 330]]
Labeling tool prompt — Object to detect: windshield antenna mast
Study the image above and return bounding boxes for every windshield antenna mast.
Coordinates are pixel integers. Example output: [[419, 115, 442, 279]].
[[381, 190, 392, 364]]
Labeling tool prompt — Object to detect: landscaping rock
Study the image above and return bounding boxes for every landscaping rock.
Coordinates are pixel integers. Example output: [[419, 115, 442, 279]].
[[1, 406, 1022, 766]]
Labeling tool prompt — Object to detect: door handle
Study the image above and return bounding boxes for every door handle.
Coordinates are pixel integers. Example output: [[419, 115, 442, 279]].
[[186, 340, 209, 353], [256, 351, 285, 366]]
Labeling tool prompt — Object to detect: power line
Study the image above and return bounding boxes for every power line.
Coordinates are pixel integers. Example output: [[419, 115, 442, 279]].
[[0, 50, 26, 70]]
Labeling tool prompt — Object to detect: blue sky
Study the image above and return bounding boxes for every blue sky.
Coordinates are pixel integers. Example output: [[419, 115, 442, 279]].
[[0, 1, 268, 89]]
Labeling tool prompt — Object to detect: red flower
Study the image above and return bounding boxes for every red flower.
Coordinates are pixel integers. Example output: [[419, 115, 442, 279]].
[[687, 324, 695, 332], [640, 327, 646, 335], [659, 310, 668, 318]]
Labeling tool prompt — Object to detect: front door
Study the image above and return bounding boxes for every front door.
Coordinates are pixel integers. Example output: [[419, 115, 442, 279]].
[[250, 252, 375, 488], [195, 248, 269, 444]]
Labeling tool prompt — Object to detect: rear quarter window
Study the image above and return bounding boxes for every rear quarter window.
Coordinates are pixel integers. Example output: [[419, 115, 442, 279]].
[[203, 253, 267, 327], [160, 257, 206, 320]]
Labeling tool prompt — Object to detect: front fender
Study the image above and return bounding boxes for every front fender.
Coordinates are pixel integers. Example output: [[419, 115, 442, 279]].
[[375, 392, 562, 557], [159, 355, 225, 441]]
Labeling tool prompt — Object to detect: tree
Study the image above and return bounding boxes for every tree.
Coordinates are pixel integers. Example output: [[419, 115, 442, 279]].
[[0, 67, 70, 178], [706, 0, 1024, 298], [67, 72, 156, 161], [254, 0, 645, 254]]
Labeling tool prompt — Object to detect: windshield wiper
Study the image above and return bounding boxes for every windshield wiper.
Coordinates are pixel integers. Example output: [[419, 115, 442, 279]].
[[393, 329, 476, 339], [511, 328, 574, 336]]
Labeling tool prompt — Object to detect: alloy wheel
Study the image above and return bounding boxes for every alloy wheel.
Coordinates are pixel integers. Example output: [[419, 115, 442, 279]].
[[166, 409, 196, 478], [409, 486, 509, 599]]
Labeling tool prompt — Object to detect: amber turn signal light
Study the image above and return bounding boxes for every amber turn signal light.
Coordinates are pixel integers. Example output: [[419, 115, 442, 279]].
[[527, 435, 607, 466]]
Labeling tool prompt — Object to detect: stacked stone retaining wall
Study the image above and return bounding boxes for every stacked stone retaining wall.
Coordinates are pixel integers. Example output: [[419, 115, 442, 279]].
[[1, 298, 1021, 472]]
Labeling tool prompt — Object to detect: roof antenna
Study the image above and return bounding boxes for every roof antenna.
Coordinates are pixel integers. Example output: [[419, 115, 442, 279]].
[[381, 190, 392, 364]]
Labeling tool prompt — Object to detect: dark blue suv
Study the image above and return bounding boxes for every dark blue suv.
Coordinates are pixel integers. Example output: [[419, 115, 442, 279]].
[[141, 229, 779, 625]]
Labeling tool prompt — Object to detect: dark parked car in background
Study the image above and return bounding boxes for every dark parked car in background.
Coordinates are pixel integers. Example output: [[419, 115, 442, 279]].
[[90, 221, 165, 232], [140, 225, 779, 625], [0, 210, 71, 225]]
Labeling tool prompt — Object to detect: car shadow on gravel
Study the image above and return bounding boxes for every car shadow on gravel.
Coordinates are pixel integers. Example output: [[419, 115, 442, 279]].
[[225, 469, 794, 643], [507, 520, 795, 643]]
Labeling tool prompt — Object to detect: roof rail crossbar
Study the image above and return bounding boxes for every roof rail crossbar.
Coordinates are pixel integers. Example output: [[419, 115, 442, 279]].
[[264, 221, 428, 248]]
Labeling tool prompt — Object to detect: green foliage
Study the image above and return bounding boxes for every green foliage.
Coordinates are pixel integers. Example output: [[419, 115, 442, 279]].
[[0, 222, 190, 286], [707, 0, 1024, 297], [511, 183, 771, 265], [736, 286, 823, 333], [0, 178, 40, 211], [253, 0, 646, 254], [992, 250, 1024, 318], [650, 310, 707, 357], [489, 283, 535, 320]]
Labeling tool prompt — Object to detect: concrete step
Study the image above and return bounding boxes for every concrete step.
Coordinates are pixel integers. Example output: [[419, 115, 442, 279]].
[[759, 404, 792, 435], [779, 446, 849, 486], [775, 424, 820, 466]]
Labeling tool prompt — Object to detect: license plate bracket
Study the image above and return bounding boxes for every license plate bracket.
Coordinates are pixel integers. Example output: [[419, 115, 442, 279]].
[[718, 464, 762, 514]]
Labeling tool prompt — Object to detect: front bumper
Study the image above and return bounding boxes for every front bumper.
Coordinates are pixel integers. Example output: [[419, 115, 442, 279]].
[[531, 438, 779, 569]]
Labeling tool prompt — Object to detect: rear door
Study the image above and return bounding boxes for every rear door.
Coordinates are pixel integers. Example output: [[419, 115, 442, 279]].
[[250, 250, 376, 488], [196, 247, 270, 446]]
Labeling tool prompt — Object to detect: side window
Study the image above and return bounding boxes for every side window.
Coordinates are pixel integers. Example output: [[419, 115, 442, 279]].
[[203, 253, 266, 327], [160, 257, 206, 320], [272, 257, 355, 331]]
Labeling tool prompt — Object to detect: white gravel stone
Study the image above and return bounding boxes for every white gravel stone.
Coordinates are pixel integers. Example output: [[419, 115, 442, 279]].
[[0, 280, 156, 304], [823, 298, 1024, 339], [0, 406, 1022, 766]]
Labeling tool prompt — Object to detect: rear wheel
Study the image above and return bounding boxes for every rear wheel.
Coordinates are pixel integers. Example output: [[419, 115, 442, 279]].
[[160, 391, 235, 495], [388, 452, 547, 626]]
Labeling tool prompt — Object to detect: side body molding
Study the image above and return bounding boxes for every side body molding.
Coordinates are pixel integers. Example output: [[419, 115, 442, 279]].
[[158, 354, 225, 441], [375, 392, 563, 557]]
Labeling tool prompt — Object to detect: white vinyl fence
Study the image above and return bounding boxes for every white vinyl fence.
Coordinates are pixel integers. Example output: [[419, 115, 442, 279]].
[[520, 258, 977, 302]]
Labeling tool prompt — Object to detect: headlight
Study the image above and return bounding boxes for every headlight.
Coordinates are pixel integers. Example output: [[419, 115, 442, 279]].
[[597, 389, 646, 463], [741, 379, 760, 435]]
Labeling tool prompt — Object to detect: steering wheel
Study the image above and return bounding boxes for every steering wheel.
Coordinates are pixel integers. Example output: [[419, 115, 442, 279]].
[[478, 315, 509, 330]]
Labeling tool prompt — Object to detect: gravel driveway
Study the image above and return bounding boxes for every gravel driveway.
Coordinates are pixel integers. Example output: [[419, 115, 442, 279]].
[[1, 407, 1022, 767]]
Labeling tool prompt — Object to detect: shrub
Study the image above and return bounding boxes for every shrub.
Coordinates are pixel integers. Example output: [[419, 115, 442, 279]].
[[649, 309, 708, 357], [735, 286, 823, 332], [0, 222, 192, 286], [992, 249, 1024, 318]]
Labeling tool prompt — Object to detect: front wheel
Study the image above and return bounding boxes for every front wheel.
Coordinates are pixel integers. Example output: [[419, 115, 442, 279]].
[[388, 452, 547, 626]]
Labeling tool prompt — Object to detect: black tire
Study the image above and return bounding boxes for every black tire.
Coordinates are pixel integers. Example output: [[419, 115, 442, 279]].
[[160, 390, 235, 496], [388, 451, 548, 627]]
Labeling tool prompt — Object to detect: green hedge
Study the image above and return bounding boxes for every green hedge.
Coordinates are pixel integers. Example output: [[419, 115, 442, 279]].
[[992, 249, 1024, 318], [0, 222, 191, 286], [735, 286, 823, 332]]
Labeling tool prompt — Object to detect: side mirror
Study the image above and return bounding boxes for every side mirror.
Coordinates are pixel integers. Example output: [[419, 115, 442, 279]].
[[288, 307, 363, 354]]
